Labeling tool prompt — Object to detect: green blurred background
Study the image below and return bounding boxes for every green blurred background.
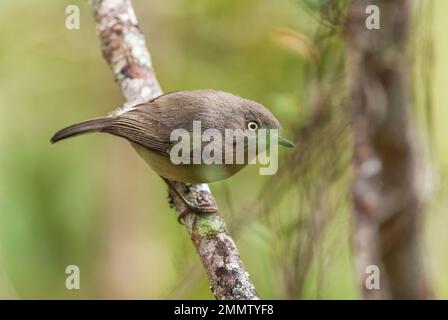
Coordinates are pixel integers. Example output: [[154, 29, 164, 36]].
[[0, 0, 447, 299]]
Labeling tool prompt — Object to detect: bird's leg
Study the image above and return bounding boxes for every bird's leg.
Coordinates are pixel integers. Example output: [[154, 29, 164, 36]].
[[162, 178, 218, 224]]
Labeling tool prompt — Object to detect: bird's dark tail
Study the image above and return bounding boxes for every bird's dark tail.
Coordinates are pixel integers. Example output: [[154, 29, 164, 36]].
[[50, 117, 113, 144]]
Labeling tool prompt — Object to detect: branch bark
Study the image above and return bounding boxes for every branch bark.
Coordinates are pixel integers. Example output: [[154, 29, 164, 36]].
[[346, 0, 432, 299], [91, 0, 258, 300]]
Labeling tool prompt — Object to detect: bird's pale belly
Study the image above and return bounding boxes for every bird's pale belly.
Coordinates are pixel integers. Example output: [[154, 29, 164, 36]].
[[131, 143, 246, 183]]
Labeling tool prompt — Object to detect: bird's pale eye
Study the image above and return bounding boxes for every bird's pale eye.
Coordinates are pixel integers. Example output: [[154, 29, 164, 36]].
[[247, 121, 258, 131]]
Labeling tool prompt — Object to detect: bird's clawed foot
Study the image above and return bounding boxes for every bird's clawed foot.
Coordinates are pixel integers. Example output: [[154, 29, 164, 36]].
[[162, 178, 218, 224]]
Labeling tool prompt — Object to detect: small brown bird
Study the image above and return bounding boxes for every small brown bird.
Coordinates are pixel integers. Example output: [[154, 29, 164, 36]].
[[51, 89, 293, 213]]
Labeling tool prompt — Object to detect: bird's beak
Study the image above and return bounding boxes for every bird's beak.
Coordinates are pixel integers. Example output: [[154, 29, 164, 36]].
[[278, 136, 295, 148]]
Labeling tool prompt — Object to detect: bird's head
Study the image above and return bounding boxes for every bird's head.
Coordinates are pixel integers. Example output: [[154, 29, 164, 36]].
[[236, 98, 295, 148]]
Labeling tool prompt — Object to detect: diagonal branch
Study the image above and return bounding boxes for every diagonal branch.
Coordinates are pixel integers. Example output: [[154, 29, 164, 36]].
[[90, 0, 258, 300]]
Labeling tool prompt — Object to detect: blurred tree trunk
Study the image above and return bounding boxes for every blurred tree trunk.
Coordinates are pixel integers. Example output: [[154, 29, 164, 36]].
[[346, 0, 432, 299]]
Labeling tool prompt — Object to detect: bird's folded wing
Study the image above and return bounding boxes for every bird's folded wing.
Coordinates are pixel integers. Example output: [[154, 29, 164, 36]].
[[101, 108, 171, 156]]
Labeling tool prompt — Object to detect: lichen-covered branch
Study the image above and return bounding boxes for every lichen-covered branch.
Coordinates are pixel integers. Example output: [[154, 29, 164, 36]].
[[346, 0, 432, 299], [90, 0, 258, 300]]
